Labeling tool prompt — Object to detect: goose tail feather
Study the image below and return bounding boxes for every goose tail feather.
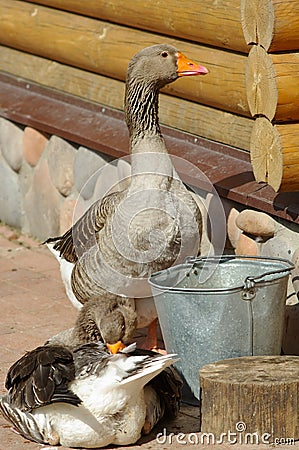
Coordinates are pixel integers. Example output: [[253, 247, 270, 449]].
[[0, 395, 48, 445]]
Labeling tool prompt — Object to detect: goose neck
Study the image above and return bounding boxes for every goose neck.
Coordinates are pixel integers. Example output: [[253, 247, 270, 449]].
[[125, 80, 162, 145]]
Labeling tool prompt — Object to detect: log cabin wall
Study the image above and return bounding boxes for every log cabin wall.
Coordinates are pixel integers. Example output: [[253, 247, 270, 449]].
[[0, 0, 254, 151], [242, 0, 299, 192], [0, 0, 298, 213]]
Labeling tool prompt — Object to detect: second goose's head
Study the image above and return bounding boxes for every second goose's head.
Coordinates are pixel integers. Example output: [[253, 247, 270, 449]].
[[75, 297, 137, 354]]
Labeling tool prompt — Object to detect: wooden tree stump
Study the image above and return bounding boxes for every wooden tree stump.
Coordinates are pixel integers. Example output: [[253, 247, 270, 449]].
[[200, 356, 299, 442]]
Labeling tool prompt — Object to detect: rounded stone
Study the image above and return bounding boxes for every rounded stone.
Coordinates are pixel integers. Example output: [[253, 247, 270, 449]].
[[260, 227, 299, 261], [236, 209, 276, 237], [259, 225, 299, 305], [73, 147, 110, 200], [227, 207, 241, 248], [0, 154, 22, 228], [47, 136, 76, 197], [23, 158, 61, 241], [235, 233, 259, 256], [23, 127, 48, 166], [60, 197, 77, 234], [0, 118, 23, 172], [18, 159, 34, 197]]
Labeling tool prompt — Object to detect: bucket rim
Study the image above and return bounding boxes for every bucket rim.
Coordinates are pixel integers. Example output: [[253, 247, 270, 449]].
[[148, 254, 294, 293]]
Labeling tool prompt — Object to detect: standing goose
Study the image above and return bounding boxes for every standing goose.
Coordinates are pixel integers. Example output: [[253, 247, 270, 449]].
[[0, 342, 181, 448], [46, 44, 208, 349]]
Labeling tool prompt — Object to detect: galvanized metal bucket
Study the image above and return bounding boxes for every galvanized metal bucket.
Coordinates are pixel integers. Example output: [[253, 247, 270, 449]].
[[149, 255, 294, 401]]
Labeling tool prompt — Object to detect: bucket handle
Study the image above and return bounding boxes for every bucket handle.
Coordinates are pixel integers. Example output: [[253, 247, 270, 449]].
[[185, 255, 294, 301], [242, 265, 293, 300]]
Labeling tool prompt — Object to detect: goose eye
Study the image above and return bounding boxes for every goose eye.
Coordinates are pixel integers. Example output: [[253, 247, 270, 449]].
[[161, 51, 168, 58]]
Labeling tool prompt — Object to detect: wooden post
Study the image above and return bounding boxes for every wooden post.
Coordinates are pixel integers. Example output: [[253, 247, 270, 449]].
[[200, 356, 299, 441]]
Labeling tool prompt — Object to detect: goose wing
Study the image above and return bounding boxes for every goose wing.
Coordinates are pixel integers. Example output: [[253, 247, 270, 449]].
[[72, 342, 110, 377], [45, 190, 125, 263], [5, 345, 81, 411], [127, 348, 182, 417]]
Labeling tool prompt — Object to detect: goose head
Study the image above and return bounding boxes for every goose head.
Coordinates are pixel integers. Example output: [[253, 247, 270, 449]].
[[75, 297, 137, 354], [126, 44, 208, 90], [125, 44, 208, 141]]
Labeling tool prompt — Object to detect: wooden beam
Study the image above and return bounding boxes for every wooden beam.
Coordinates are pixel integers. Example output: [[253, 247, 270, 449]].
[[241, 0, 274, 51], [270, 0, 299, 52], [278, 122, 299, 192], [272, 52, 299, 123], [241, 0, 299, 52], [23, 0, 249, 54], [0, 45, 253, 152], [250, 117, 299, 192], [0, 0, 250, 118], [246, 45, 299, 123], [246, 45, 278, 121], [250, 117, 283, 191]]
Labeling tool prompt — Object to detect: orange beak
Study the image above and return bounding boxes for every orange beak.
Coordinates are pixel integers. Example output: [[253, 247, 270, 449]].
[[177, 52, 209, 76], [107, 341, 126, 354]]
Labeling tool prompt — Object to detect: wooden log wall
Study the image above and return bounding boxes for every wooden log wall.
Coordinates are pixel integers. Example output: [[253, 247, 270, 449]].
[[241, 0, 299, 192], [0, 0, 298, 192]]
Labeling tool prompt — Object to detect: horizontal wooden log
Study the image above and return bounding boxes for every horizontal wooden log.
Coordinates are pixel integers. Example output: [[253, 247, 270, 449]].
[[246, 45, 299, 122], [241, 0, 299, 52], [0, 46, 253, 151], [272, 52, 299, 123], [24, 0, 249, 54], [250, 117, 299, 192], [0, 0, 250, 118], [271, 0, 299, 52], [278, 123, 299, 192]]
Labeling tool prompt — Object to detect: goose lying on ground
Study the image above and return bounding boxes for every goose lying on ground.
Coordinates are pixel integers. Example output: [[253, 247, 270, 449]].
[[45, 44, 208, 349], [0, 342, 181, 448]]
